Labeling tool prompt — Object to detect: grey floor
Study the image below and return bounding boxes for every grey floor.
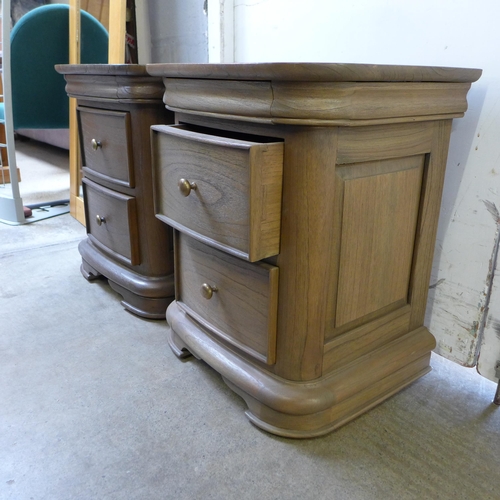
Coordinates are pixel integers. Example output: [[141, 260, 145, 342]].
[[1, 141, 500, 500]]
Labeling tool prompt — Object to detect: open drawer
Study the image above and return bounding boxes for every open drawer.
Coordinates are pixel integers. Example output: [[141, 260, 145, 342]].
[[151, 124, 284, 262]]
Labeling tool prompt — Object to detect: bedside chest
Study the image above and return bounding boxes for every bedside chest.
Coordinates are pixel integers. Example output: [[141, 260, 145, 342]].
[[57, 64, 175, 319], [148, 62, 481, 437]]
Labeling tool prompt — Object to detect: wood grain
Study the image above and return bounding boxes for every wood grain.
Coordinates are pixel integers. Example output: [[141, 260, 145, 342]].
[[148, 62, 477, 436], [147, 62, 482, 83], [274, 127, 338, 381], [0, 167, 21, 183], [78, 107, 134, 188], [335, 155, 424, 326], [81, 0, 109, 31], [163, 78, 274, 119], [107, 0, 126, 64], [160, 78, 473, 126], [58, 65, 176, 318], [68, 2, 82, 223], [323, 306, 411, 372], [167, 300, 435, 437], [176, 233, 278, 365], [336, 122, 434, 164], [408, 120, 453, 329], [83, 177, 140, 266], [59, 73, 166, 102], [271, 82, 472, 122], [152, 124, 283, 262]]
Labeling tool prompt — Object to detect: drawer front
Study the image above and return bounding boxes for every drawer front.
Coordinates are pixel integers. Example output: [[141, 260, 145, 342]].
[[176, 232, 279, 365], [83, 178, 140, 266], [78, 106, 134, 188], [152, 124, 283, 262]]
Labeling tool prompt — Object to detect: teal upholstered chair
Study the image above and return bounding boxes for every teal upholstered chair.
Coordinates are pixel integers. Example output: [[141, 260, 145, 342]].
[[0, 4, 108, 129]]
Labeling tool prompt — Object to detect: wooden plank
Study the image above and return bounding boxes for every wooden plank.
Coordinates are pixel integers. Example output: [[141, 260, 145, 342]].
[[68, 0, 85, 224], [74, 193, 86, 224], [108, 0, 126, 63], [274, 127, 338, 381]]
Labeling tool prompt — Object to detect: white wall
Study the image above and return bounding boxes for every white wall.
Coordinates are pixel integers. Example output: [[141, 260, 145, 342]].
[[147, 0, 208, 63], [225, 0, 500, 381]]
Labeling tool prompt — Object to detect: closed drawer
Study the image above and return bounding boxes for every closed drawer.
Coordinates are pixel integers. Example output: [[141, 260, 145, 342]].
[[176, 232, 279, 365], [83, 178, 140, 266], [78, 106, 135, 188], [152, 124, 284, 262]]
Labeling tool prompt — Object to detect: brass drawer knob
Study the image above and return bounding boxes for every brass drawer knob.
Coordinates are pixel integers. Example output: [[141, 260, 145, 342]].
[[91, 139, 102, 151], [178, 178, 197, 197], [96, 214, 106, 226], [201, 283, 218, 300]]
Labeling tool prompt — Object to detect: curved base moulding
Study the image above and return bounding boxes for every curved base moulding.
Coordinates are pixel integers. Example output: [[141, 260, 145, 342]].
[[79, 239, 175, 319], [166, 302, 435, 438]]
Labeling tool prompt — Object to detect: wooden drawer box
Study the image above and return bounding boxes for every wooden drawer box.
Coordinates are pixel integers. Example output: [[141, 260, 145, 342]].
[[78, 106, 135, 188], [152, 124, 284, 262], [83, 178, 140, 266], [176, 232, 279, 365]]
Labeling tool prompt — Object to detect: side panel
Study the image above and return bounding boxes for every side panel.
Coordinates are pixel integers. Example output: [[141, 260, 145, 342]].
[[335, 156, 424, 327]]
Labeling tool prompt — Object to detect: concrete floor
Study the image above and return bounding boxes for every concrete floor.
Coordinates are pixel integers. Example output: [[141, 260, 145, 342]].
[[1, 142, 500, 500]]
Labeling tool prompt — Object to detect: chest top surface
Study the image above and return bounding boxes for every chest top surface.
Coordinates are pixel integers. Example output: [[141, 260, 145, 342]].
[[56, 64, 165, 102], [145, 62, 481, 83], [144, 62, 482, 125]]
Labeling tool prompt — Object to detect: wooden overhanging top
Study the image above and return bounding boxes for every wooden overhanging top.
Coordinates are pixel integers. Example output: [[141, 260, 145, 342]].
[[55, 64, 165, 102], [56, 62, 482, 83], [56, 63, 152, 76], [145, 62, 482, 83], [55, 63, 482, 125]]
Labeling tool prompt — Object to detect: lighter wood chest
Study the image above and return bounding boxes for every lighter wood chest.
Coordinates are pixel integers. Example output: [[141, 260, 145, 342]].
[[148, 62, 481, 437]]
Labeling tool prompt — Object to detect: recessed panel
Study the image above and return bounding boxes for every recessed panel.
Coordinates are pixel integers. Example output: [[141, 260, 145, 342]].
[[335, 156, 424, 327]]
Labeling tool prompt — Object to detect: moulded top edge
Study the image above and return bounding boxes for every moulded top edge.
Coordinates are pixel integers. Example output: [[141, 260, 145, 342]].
[[55, 64, 153, 77], [145, 62, 482, 84]]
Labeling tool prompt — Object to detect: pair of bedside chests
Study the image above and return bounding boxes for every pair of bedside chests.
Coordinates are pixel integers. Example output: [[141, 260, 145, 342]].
[[57, 62, 481, 438]]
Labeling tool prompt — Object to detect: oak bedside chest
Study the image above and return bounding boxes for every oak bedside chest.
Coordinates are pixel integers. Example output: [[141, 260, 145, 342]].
[[57, 64, 175, 319], [148, 62, 481, 437]]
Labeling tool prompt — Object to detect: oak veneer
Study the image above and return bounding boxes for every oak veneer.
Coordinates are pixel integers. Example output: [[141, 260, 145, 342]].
[[148, 62, 481, 437]]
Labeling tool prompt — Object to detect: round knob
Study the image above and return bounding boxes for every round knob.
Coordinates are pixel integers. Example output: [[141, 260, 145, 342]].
[[91, 139, 102, 151], [201, 283, 218, 300], [96, 215, 106, 226], [178, 178, 197, 197]]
